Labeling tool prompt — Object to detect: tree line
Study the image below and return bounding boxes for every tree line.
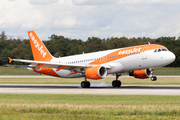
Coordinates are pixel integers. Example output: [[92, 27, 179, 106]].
[[1, 31, 180, 67]]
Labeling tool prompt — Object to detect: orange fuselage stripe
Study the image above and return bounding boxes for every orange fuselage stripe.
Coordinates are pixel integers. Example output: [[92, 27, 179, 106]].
[[33, 67, 61, 77], [56, 66, 68, 71], [67, 70, 78, 76], [89, 44, 166, 65]]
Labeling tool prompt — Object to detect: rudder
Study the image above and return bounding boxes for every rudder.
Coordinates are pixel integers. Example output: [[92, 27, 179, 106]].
[[28, 30, 53, 61]]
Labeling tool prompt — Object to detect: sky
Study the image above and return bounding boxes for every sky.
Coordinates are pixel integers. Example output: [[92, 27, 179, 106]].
[[1, 0, 180, 41]]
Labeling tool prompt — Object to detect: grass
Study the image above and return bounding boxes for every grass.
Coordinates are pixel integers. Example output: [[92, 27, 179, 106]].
[[0, 94, 180, 106], [0, 77, 180, 85], [1, 66, 180, 75], [0, 66, 38, 75], [0, 94, 180, 119], [155, 67, 180, 75]]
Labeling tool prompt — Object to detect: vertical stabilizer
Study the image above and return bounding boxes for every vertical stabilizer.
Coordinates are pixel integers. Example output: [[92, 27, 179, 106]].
[[28, 30, 53, 62]]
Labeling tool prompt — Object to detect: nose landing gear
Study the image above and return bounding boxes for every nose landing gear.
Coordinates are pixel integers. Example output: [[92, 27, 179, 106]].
[[151, 76, 157, 81], [150, 68, 157, 81]]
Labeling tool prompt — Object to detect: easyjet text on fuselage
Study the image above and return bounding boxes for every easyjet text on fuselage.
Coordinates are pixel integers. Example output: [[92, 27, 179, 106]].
[[118, 48, 141, 55]]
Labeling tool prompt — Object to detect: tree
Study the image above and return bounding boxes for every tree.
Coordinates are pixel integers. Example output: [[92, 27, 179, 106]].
[[1, 48, 10, 64], [0, 31, 7, 41]]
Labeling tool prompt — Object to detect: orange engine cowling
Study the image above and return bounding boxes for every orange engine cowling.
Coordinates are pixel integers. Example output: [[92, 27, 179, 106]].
[[85, 66, 107, 80], [129, 68, 152, 79]]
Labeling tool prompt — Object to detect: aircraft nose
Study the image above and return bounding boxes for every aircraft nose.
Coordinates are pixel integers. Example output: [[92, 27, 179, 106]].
[[168, 52, 176, 63]]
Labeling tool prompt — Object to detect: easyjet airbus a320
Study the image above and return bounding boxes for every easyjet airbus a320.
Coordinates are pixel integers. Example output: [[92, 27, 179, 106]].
[[8, 31, 176, 88]]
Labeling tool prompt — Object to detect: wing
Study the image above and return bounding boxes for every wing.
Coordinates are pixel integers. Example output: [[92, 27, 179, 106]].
[[8, 57, 111, 72]]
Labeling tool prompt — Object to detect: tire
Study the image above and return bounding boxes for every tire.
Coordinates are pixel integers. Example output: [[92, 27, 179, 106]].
[[112, 80, 117, 87], [81, 81, 86, 88], [87, 81, 90, 88], [116, 80, 121, 87], [151, 76, 157, 81], [153, 76, 157, 81], [81, 81, 90, 88]]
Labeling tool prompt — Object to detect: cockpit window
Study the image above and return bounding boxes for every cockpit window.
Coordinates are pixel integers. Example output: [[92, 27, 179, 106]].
[[158, 49, 161, 52], [154, 48, 168, 53], [162, 49, 167, 51]]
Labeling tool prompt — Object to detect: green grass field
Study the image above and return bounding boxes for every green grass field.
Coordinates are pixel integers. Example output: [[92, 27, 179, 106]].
[[0, 77, 179, 85], [0, 94, 180, 119], [0, 67, 38, 75]]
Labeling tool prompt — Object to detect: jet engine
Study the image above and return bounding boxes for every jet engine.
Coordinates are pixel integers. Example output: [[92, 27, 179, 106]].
[[129, 68, 153, 79], [85, 66, 107, 79]]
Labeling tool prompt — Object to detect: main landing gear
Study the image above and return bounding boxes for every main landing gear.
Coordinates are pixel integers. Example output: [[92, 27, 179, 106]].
[[112, 74, 121, 87], [81, 77, 90, 88], [81, 74, 122, 88]]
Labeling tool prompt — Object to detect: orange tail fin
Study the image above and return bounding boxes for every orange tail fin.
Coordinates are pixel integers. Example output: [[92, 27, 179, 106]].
[[28, 30, 53, 62]]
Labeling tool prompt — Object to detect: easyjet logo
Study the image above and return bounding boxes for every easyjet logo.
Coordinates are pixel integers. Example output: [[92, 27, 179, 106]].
[[29, 32, 46, 58], [118, 48, 141, 55]]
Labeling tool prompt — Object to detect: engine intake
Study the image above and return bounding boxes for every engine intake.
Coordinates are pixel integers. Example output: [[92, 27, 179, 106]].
[[85, 66, 107, 80], [129, 68, 152, 79]]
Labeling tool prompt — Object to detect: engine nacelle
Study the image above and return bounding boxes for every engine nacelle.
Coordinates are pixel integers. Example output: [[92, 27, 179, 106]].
[[85, 66, 107, 80], [129, 68, 152, 79]]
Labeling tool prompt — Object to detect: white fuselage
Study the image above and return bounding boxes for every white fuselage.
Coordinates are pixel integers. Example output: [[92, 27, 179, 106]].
[[41, 45, 175, 78]]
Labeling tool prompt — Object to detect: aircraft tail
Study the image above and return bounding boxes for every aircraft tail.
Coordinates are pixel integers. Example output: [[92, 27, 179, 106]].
[[28, 30, 53, 62]]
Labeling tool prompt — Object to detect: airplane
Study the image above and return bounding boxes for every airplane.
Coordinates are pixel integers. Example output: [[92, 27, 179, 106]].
[[8, 30, 176, 88]]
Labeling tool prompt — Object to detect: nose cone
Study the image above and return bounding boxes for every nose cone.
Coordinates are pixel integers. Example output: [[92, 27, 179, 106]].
[[169, 52, 176, 63], [165, 52, 176, 64]]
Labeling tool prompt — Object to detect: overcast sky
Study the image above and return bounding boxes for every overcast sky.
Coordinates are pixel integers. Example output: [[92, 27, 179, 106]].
[[1, 0, 180, 41]]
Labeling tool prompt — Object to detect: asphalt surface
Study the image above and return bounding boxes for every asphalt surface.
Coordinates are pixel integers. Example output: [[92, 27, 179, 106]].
[[0, 75, 179, 95], [0, 84, 179, 95]]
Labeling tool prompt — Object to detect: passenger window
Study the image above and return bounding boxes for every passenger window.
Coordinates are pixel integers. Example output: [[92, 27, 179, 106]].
[[154, 49, 157, 52]]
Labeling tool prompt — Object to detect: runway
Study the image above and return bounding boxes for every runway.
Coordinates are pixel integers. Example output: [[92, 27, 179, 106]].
[[0, 75, 179, 95], [0, 84, 180, 95]]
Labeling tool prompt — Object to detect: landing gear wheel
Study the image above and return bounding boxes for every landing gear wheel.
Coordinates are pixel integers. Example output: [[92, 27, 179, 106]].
[[87, 81, 90, 88], [112, 80, 121, 87], [112, 73, 122, 88], [81, 81, 90, 88], [112, 81, 116, 87], [81, 81, 86, 88], [151, 76, 157, 81], [116, 80, 121, 87]]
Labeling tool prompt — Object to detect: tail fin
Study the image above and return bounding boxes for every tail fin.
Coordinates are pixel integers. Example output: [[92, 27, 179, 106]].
[[28, 30, 53, 62]]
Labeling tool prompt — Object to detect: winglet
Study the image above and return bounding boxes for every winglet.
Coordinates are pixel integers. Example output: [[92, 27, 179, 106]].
[[8, 57, 13, 63]]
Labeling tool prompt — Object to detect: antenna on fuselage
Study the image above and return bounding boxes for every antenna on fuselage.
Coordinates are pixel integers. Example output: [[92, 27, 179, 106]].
[[148, 42, 150, 45]]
